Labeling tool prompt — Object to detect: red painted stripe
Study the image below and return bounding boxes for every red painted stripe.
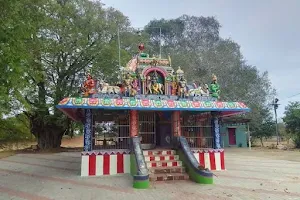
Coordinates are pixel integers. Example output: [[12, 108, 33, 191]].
[[162, 162, 167, 167], [209, 152, 216, 170], [103, 154, 110, 175], [150, 156, 154, 161], [172, 162, 178, 167], [117, 153, 124, 173], [152, 162, 157, 167], [167, 150, 171, 155], [160, 156, 165, 161], [169, 155, 174, 160], [199, 153, 205, 167], [88, 154, 96, 176], [220, 150, 225, 170]]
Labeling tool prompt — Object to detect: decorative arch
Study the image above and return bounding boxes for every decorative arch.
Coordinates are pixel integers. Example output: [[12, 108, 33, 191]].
[[142, 66, 168, 78]]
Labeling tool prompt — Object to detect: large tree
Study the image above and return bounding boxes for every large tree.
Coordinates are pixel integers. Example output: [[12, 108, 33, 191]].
[[144, 16, 276, 134], [283, 102, 300, 148], [2, 0, 136, 148]]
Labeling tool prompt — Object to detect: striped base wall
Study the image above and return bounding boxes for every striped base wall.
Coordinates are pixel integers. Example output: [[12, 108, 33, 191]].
[[192, 149, 225, 170], [81, 150, 130, 176], [80, 149, 225, 176]]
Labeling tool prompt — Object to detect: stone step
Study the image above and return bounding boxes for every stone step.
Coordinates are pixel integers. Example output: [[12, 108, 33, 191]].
[[149, 173, 189, 181], [143, 150, 176, 156], [144, 155, 179, 162], [148, 166, 186, 174], [146, 160, 182, 168]]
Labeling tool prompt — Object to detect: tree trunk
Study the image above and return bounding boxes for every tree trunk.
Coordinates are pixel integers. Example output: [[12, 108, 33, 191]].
[[37, 128, 63, 149], [27, 112, 67, 149], [260, 137, 264, 147]]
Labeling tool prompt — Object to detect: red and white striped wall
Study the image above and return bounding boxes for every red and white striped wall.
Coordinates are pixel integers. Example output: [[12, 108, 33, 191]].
[[81, 150, 130, 176], [192, 149, 225, 171]]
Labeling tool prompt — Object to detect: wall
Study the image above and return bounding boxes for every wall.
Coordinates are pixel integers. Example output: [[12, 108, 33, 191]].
[[220, 124, 247, 148]]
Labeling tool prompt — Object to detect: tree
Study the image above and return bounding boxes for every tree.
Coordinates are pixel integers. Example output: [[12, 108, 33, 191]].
[[144, 16, 276, 135], [283, 102, 300, 148], [250, 107, 275, 146], [1, 0, 136, 149]]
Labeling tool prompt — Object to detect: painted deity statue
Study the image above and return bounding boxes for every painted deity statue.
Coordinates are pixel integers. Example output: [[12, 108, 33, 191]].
[[171, 81, 177, 96], [122, 73, 132, 96], [178, 76, 188, 98], [209, 74, 220, 99], [82, 74, 96, 96], [130, 76, 139, 96], [151, 74, 164, 95]]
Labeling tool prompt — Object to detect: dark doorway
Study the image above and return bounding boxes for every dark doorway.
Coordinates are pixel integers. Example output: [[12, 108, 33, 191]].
[[228, 128, 237, 145], [155, 112, 172, 148]]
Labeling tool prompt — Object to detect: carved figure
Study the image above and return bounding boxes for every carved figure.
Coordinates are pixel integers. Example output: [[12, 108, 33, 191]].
[[200, 84, 210, 96], [151, 73, 164, 95], [146, 75, 153, 94], [178, 76, 188, 98], [122, 73, 132, 96], [189, 86, 202, 97], [171, 81, 177, 96], [209, 74, 220, 99], [82, 74, 96, 97], [130, 77, 139, 96], [99, 80, 120, 94]]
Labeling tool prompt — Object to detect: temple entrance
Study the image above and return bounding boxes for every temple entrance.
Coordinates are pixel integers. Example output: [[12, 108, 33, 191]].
[[139, 111, 172, 149], [155, 112, 172, 148]]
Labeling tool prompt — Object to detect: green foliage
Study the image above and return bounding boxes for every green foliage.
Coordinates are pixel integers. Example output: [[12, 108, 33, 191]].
[[283, 102, 300, 148], [0, 114, 31, 141], [249, 106, 275, 146], [144, 16, 275, 136]]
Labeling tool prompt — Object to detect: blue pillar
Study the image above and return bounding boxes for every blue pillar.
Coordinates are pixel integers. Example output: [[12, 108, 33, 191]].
[[84, 109, 92, 151], [212, 114, 221, 149]]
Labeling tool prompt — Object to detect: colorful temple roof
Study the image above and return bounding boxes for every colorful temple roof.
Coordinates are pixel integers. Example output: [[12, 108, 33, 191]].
[[57, 97, 250, 121], [56, 43, 251, 121]]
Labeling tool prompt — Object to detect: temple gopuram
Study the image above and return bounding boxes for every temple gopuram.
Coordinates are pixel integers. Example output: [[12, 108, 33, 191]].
[[57, 44, 250, 189]]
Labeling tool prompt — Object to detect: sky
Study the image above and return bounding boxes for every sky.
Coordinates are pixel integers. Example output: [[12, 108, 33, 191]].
[[101, 0, 300, 119]]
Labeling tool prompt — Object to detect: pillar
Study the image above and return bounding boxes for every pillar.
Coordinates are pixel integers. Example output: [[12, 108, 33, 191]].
[[84, 109, 92, 151], [130, 110, 138, 137], [212, 113, 221, 149], [172, 111, 181, 137]]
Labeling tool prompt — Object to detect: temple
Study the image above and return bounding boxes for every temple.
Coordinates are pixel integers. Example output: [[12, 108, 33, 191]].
[[57, 43, 250, 188]]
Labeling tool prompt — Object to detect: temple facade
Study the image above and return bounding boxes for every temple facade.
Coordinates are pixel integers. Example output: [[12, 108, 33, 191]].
[[57, 44, 250, 188]]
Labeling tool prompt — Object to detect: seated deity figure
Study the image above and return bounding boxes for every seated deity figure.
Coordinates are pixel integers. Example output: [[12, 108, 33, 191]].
[[82, 73, 96, 96]]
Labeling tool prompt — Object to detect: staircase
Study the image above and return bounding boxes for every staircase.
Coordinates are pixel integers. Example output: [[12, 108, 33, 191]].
[[143, 149, 189, 181]]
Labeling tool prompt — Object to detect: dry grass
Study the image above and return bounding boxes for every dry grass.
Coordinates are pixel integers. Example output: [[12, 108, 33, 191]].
[[0, 151, 15, 159]]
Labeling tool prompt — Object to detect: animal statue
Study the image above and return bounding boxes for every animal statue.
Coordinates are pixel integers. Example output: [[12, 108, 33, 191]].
[[200, 84, 210, 96], [152, 82, 164, 95], [189, 86, 202, 97], [98, 80, 120, 94], [81, 74, 96, 96], [151, 74, 164, 95]]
